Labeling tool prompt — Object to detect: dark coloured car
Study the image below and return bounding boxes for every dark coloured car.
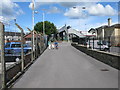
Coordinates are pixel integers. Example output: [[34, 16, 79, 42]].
[[5, 42, 31, 55]]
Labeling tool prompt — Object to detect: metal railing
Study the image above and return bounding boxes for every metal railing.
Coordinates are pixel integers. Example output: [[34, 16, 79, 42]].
[[0, 22, 48, 89], [75, 36, 120, 55]]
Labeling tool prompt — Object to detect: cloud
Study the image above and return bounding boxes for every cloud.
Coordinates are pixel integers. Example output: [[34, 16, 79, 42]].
[[29, 2, 55, 10], [64, 3, 117, 19], [88, 4, 116, 16], [0, 16, 4, 22], [29, 2, 62, 14], [60, 2, 78, 7], [47, 6, 62, 14], [0, 0, 24, 23], [64, 6, 88, 19], [29, 3, 33, 9]]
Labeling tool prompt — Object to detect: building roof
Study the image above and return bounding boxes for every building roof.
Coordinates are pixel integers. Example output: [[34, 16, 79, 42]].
[[96, 25, 109, 29], [5, 32, 25, 36], [24, 32, 42, 39], [111, 24, 120, 28], [58, 25, 67, 33], [24, 33, 37, 38], [88, 23, 120, 33]]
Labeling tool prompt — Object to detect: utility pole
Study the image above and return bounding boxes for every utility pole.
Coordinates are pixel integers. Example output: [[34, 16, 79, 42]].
[[42, 11, 46, 49], [15, 23, 24, 71], [0, 22, 6, 88], [43, 12, 45, 36], [32, 0, 35, 60]]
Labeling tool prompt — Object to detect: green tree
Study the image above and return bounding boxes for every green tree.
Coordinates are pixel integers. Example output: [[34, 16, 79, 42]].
[[34, 21, 57, 35]]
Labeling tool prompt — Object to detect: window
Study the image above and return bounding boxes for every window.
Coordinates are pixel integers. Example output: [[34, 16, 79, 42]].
[[11, 44, 21, 48], [5, 43, 10, 48]]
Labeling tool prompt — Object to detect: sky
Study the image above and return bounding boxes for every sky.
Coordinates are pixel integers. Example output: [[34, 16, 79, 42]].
[[0, 0, 119, 33]]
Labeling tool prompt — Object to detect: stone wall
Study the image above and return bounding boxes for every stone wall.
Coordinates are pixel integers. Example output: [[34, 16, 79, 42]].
[[71, 43, 120, 70]]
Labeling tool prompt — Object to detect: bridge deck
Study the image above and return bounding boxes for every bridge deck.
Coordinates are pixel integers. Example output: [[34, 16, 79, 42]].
[[13, 42, 118, 88]]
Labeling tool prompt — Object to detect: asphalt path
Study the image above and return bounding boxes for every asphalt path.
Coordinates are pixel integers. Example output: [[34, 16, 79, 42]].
[[13, 42, 118, 88]]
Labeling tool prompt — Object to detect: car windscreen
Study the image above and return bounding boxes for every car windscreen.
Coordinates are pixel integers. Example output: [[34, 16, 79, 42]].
[[11, 44, 21, 48], [5, 43, 10, 48], [24, 44, 31, 47]]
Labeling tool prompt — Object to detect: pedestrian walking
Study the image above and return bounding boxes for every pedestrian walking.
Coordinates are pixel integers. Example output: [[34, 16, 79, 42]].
[[54, 40, 58, 49], [48, 41, 51, 50], [51, 42, 55, 49]]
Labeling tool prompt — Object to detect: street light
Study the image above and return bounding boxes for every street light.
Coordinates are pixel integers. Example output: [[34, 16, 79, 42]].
[[72, 6, 86, 44], [41, 9, 47, 49], [31, 8, 47, 52], [41, 9, 47, 37], [34, 9, 46, 36], [31, 0, 35, 60], [43, 12, 45, 36]]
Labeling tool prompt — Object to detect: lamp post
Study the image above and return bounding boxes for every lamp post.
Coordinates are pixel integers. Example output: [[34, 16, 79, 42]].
[[72, 6, 86, 44], [34, 10, 45, 36], [42, 12, 45, 36], [32, 0, 35, 60], [41, 9, 47, 49]]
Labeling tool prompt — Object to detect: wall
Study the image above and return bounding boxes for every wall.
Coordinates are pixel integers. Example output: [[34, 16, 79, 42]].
[[71, 43, 120, 70], [115, 28, 120, 46], [97, 27, 103, 39]]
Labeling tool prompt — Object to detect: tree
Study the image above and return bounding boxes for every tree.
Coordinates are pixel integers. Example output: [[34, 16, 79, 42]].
[[34, 21, 57, 36]]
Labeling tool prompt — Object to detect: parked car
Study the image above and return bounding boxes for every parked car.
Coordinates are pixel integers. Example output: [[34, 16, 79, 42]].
[[23, 43, 32, 53], [87, 40, 110, 51], [5, 42, 31, 55]]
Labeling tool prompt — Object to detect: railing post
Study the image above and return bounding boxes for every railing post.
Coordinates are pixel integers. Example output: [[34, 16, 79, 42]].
[[21, 29, 24, 71], [0, 22, 6, 88], [89, 38, 90, 48], [93, 38, 94, 49], [99, 38, 101, 50], [36, 33, 38, 58], [26, 27, 34, 62], [108, 36, 111, 52], [15, 23, 24, 71]]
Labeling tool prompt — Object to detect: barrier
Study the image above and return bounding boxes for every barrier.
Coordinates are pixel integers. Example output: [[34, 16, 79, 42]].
[[71, 43, 120, 70]]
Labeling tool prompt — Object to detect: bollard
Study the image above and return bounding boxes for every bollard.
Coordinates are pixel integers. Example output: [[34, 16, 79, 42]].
[[0, 22, 6, 88]]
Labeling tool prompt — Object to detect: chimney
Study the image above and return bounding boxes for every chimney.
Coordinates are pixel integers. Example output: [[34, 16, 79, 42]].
[[108, 18, 112, 26]]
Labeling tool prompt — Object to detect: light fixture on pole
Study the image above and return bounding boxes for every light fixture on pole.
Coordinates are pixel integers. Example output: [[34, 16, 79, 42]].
[[41, 9, 47, 37]]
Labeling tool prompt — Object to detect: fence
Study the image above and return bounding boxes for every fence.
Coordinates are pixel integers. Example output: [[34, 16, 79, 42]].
[[0, 22, 48, 89], [72, 36, 120, 54]]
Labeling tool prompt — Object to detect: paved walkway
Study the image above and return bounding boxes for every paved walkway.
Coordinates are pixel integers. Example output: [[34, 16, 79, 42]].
[[13, 42, 118, 88]]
